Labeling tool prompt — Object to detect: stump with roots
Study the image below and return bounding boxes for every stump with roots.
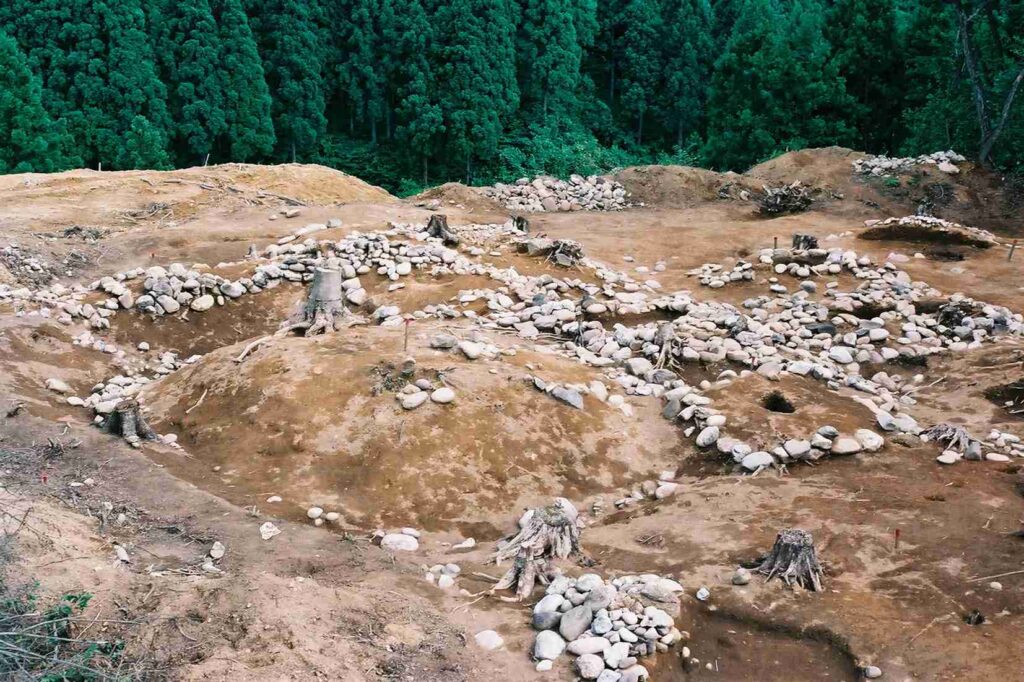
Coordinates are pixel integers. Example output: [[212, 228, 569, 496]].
[[103, 399, 158, 447], [549, 239, 584, 267], [297, 267, 348, 336], [492, 498, 583, 600], [791, 233, 819, 250], [922, 422, 983, 459], [427, 214, 459, 246], [754, 529, 824, 591], [756, 182, 813, 216]]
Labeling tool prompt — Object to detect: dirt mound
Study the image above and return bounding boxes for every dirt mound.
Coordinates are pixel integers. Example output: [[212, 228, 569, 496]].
[[614, 165, 737, 208], [140, 326, 682, 533], [0, 163, 396, 243], [409, 182, 505, 214], [746, 146, 866, 186], [0, 163, 394, 207]]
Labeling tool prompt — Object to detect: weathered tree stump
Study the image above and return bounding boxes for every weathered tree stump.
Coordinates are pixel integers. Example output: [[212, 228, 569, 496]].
[[791, 233, 819, 250], [755, 528, 824, 591], [103, 399, 158, 447], [549, 239, 584, 267], [922, 422, 983, 459], [427, 214, 459, 246], [298, 267, 347, 336], [493, 498, 583, 599], [757, 182, 813, 216]]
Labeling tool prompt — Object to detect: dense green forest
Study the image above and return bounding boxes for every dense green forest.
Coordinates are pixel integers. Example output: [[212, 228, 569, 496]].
[[0, 0, 1021, 192]]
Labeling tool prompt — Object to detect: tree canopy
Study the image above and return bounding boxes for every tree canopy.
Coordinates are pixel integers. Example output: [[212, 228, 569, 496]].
[[0, 0, 1020, 187]]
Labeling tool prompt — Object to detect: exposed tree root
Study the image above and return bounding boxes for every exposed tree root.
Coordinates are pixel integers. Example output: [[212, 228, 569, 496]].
[[492, 498, 583, 600], [427, 214, 460, 246], [755, 528, 824, 592], [296, 267, 348, 336], [922, 422, 983, 459], [103, 399, 158, 447]]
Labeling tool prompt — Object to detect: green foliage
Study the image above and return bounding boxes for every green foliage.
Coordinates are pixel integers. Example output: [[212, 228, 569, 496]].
[[150, 0, 227, 164], [827, 0, 905, 152], [0, 30, 74, 173], [0, 0, 1022, 184], [657, 0, 714, 146], [256, 0, 327, 161], [118, 115, 173, 169], [619, 0, 663, 142], [214, 0, 275, 161], [433, 0, 519, 181], [703, 0, 855, 170], [0, 587, 125, 680]]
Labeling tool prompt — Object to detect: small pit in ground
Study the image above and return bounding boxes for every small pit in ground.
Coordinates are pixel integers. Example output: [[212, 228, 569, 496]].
[[859, 223, 992, 248], [924, 245, 967, 261], [647, 606, 859, 681], [761, 390, 795, 413], [849, 301, 893, 320], [984, 379, 1024, 418]]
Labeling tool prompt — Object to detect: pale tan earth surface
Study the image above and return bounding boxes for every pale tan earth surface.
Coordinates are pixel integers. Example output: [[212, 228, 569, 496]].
[[1, 152, 1023, 680]]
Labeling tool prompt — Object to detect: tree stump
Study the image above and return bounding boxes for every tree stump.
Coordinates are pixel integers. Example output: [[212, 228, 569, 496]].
[[549, 239, 584, 267], [754, 528, 824, 591], [922, 422, 983, 459], [493, 498, 583, 599], [791, 233, 819, 250], [299, 267, 347, 336], [427, 214, 459, 246], [103, 399, 158, 448]]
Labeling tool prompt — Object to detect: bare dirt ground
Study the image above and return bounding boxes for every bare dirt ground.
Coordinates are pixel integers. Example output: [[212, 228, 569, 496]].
[[1, 152, 1023, 680]]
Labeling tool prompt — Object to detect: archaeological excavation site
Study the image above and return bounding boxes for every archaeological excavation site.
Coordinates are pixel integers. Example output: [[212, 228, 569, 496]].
[[2, 149, 1024, 680]]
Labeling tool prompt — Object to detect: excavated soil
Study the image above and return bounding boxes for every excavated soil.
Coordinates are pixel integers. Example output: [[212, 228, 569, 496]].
[[140, 327, 684, 533], [2, 148, 1024, 681]]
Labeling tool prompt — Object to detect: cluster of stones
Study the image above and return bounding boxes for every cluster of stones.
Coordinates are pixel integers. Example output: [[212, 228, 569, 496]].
[[423, 562, 462, 590], [1, 262, 258, 329], [372, 527, 422, 552], [482, 175, 632, 212], [863, 214, 998, 244], [267, 206, 305, 221], [397, 377, 457, 410], [461, 229, 1024, 471], [612, 470, 680, 509], [852, 150, 966, 176], [132, 264, 254, 316], [931, 428, 1024, 465], [304, 505, 343, 526], [0, 243, 58, 288], [58, 343, 198, 423], [689, 260, 754, 288], [531, 573, 686, 680]]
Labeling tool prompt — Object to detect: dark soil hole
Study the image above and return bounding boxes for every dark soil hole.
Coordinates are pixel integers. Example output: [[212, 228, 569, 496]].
[[984, 379, 1024, 418], [860, 223, 992, 248], [924, 245, 966, 261], [963, 609, 986, 626], [892, 354, 929, 369], [850, 301, 893, 319], [914, 298, 948, 314], [762, 390, 795, 413], [649, 604, 860, 681]]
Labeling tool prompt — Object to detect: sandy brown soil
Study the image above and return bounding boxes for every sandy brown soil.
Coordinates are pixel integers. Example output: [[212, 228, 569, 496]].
[[2, 149, 1023, 681]]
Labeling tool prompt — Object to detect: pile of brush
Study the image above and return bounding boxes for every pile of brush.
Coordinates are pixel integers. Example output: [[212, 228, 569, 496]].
[[757, 182, 813, 216]]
